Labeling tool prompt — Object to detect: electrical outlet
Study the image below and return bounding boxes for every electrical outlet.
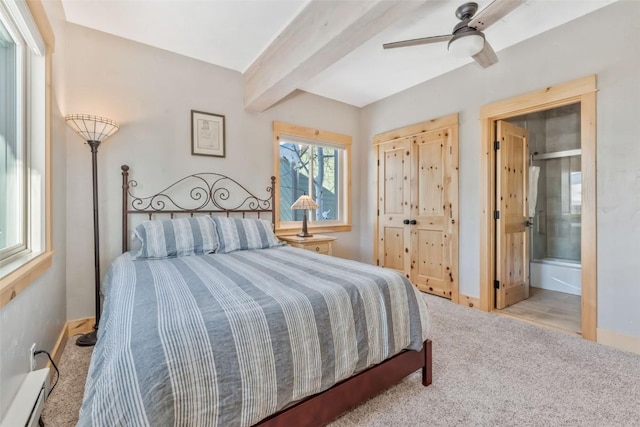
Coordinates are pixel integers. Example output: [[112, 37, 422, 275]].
[[29, 343, 36, 371]]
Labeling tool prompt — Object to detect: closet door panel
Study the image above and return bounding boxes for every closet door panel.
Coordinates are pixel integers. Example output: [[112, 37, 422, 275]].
[[383, 227, 406, 270], [412, 131, 452, 297], [377, 138, 411, 277], [417, 229, 444, 280]]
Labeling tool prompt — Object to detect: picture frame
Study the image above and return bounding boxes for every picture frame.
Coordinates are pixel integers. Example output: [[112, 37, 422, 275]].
[[191, 110, 225, 157]]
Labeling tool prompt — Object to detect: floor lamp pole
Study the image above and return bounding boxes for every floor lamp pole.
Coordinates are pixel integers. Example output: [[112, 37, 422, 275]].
[[65, 114, 119, 347], [76, 140, 102, 347]]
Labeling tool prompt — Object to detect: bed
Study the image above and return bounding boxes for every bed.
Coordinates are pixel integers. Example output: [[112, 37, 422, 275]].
[[77, 165, 432, 427]]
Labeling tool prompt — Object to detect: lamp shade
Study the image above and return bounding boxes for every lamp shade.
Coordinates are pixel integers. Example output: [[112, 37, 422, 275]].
[[448, 32, 484, 57], [65, 114, 119, 142], [291, 194, 318, 210]]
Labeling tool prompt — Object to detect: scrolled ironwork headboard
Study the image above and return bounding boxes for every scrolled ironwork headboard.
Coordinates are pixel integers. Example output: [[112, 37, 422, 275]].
[[121, 164, 276, 253]]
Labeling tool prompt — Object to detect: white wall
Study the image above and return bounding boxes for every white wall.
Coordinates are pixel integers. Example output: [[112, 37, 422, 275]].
[[0, 0, 67, 418], [359, 1, 640, 339], [64, 24, 363, 320]]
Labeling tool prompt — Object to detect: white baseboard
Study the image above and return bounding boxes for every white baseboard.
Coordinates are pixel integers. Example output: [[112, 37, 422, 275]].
[[597, 328, 640, 355]]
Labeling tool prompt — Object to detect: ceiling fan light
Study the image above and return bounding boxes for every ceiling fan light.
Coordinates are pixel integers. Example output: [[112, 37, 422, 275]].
[[448, 33, 484, 57]]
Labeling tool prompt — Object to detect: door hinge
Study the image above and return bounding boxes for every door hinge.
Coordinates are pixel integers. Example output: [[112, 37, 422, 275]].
[[494, 210, 500, 220], [494, 280, 500, 289], [376, 259, 380, 266], [494, 140, 500, 150], [377, 209, 380, 216], [377, 159, 380, 166]]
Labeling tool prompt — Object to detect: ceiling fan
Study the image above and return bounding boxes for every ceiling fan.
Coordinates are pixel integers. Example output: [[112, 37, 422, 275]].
[[383, 0, 526, 68]]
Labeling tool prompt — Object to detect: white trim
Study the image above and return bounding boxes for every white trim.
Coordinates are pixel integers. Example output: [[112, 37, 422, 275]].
[[27, 48, 46, 253], [0, 0, 45, 277], [0, 4, 28, 264], [1, 0, 44, 55]]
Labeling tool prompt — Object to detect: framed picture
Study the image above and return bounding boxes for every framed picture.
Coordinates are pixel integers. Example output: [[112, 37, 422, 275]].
[[191, 110, 225, 157]]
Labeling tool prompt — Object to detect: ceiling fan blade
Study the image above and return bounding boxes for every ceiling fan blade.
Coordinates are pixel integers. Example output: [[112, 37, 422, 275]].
[[469, 0, 526, 32], [472, 40, 499, 68], [383, 34, 452, 50]]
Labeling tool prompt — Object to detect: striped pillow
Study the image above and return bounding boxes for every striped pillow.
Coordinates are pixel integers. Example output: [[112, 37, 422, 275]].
[[134, 216, 218, 259], [211, 217, 281, 254]]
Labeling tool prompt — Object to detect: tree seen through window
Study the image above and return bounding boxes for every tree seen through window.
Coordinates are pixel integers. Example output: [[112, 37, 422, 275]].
[[279, 141, 340, 223]]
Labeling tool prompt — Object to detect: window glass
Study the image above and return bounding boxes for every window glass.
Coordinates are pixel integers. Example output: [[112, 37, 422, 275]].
[[279, 140, 343, 224]]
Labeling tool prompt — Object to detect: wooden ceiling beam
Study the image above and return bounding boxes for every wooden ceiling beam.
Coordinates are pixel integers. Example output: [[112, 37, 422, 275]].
[[243, 0, 430, 112]]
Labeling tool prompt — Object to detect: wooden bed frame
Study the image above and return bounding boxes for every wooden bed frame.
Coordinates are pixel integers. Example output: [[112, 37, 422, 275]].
[[120, 164, 432, 426]]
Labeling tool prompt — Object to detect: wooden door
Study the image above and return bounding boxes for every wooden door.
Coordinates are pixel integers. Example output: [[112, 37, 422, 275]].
[[411, 129, 458, 299], [495, 121, 529, 309], [377, 138, 411, 277]]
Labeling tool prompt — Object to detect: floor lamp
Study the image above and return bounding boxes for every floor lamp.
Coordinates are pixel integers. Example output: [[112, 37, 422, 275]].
[[66, 114, 119, 347]]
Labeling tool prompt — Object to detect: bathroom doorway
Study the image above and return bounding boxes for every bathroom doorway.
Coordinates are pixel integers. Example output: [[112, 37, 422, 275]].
[[498, 104, 582, 334], [478, 75, 597, 341]]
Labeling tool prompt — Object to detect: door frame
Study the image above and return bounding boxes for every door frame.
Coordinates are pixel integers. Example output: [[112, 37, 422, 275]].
[[478, 75, 597, 341], [374, 113, 459, 303]]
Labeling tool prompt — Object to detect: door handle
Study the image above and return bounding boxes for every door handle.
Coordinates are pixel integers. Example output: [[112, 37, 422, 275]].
[[409, 220, 417, 225], [403, 219, 410, 225], [525, 220, 534, 227]]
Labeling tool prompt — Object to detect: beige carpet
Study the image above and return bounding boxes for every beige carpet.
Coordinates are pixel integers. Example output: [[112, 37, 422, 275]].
[[41, 336, 92, 426], [42, 294, 640, 426]]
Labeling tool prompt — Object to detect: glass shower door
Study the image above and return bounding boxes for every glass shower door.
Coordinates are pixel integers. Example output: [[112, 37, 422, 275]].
[[531, 152, 581, 263]]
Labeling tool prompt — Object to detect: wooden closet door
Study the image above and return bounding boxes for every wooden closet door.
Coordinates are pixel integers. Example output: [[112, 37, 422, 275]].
[[377, 138, 411, 277], [411, 129, 458, 299]]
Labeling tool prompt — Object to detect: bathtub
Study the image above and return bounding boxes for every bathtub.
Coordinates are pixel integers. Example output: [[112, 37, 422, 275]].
[[530, 258, 581, 296]]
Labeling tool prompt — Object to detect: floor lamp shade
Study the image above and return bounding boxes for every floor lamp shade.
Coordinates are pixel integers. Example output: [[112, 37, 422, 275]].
[[65, 114, 119, 142], [292, 195, 319, 238], [66, 114, 119, 347]]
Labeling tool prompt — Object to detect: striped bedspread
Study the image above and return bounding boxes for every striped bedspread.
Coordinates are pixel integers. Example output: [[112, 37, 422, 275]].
[[78, 246, 431, 426]]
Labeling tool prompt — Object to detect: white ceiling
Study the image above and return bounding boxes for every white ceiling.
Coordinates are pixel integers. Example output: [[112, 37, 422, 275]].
[[61, 0, 617, 108]]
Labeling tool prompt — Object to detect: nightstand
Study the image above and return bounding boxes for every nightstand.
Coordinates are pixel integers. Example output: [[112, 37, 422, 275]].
[[279, 234, 337, 256]]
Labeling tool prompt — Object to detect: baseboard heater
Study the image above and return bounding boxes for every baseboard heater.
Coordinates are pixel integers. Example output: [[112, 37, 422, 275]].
[[1, 368, 50, 427]]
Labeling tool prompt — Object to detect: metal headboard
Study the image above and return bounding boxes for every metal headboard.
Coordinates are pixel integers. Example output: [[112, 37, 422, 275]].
[[121, 164, 276, 253]]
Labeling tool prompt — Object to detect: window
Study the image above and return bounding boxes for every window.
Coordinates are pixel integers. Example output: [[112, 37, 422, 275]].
[[0, 14, 27, 263], [273, 122, 351, 233], [0, 0, 50, 295]]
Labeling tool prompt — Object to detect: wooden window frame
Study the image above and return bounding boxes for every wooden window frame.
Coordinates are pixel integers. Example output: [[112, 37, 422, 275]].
[[273, 121, 352, 235]]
